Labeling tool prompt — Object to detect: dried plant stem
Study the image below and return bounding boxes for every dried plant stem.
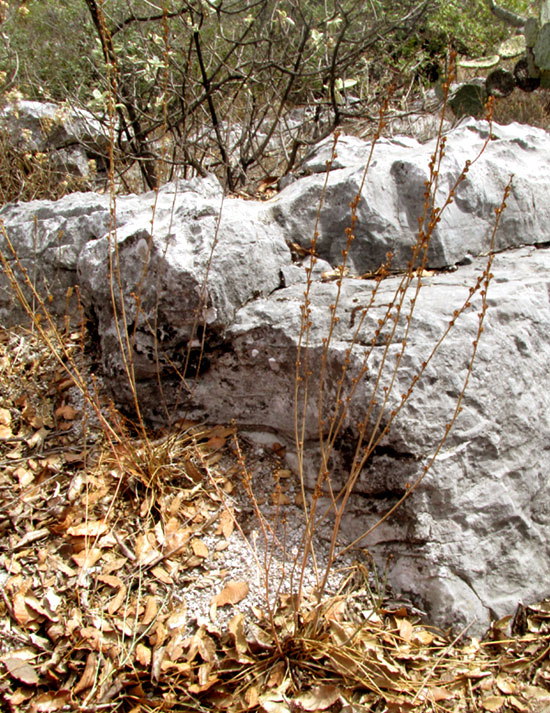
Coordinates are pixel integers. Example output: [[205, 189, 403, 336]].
[[292, 65, 510, 634], [336, 177, 511, 559]]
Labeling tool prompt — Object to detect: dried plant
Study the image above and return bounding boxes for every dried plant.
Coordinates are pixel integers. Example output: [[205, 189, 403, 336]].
[[288, 72, 512, 638]]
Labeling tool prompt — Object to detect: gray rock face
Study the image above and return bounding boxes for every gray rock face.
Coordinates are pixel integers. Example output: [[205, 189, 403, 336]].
[[204, 247, 550, 633], [0, 189, 145, 323], [272, 119, 550, 274], [1, 119, 550, 634], [77, 177, 290, 412], [0, 100, 110, 178]]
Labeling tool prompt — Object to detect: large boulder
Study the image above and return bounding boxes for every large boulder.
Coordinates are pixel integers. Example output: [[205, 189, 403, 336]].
[[76, 177, 291, 411], [189, 245, 550, 633], [272, 119, 550, 273], [0, 188, 145, 324], [2, 119, 550, 633]]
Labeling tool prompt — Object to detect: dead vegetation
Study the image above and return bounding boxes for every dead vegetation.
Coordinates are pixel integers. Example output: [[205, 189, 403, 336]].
[[0, 325, 550, 712]]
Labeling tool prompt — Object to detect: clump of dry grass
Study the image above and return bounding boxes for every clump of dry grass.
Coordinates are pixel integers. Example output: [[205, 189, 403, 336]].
[[0, 133, 91, 205], [492, 87, 550, 129]]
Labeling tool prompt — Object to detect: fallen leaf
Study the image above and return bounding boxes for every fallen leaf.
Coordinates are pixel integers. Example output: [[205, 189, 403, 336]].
[[228, 612, 250, 657], [13, 592, 36, 626], [26, 427, 48, 449], [271, 492, 291, 505], [245, 685, 259, 708], [258, 685, 291, 713], [324, 599, 346, 622], [206, 425, 233, 439], [191, 538, 209, 558], [206, 435, 226, 451], [14, 528, 50, 549], [24, 594, 54, 621], [507, 695, 529, 712], [9, 689, 33, 706], [54, 404, 79, 420], [29, 691, 70, 712], [212, 581, 249, 608], [428, 685, 455, 702], [154, 519, 165, 546], [297, 684, 341, 711], [0, 424, 12, 440], [142, 596, 159, 626], [164, 526, 191, 555], [15, 466, 34, 487], [496, 674, 516, 695], [71, 547, 103, 569], [73, 652, 97, 694], [397, 617, 413, 642], [183, 457, 203, 482], [411, 629, 434, 646], [481, 695, 506, 711], [218, 509, 234, 539], [186, 627, 217, 664], [151, 566, 173, 584], [205, 451, 222, 466], [135, 532, 161, 565], [166, 604, 187, 631], [97, 574, 124, 589], [136, 643, 152, 667], [188, 666, 220, 693], [151, 646, 166, 683], [523, 685, 550, 702], [112, 617, 135, 637], [150, 620, 168, 648], [329, 649, 359, 676], [60, 451, 82, 468], [3, 558, 21, 575], [266, 662, 285, 689], [67, 520, 108, 538], [107, 584, 127, 616], [3, 657, 39, 685]]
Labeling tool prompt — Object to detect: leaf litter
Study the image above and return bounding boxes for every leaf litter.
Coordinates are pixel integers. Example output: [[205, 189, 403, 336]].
[[0, 325, 549, 712]]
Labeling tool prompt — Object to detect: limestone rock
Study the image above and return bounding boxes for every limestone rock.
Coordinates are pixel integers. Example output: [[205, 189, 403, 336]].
[[0, 176, 223, 325], [0, 189, 143, 324], [196, 246, 550, 634], [2, 120, 550, 634], [76, 177, 290, 411], [0, 100, 110, 179], [270, 119, 550, 274], [0, 100, 109, 155]]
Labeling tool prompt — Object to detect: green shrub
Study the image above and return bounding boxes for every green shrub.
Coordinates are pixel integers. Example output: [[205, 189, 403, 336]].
[[0, 0, 97, 102]]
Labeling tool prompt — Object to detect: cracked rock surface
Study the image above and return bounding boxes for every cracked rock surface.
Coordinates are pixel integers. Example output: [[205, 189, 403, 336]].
[[2, 119, 550, 633]]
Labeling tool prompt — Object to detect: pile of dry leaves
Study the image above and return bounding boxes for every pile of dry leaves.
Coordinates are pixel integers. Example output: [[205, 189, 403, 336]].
[[0, 325, 550, 713]]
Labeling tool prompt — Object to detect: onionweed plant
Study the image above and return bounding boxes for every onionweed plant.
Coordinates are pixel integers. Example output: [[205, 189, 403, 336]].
[[289, 77, 512, 638]]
